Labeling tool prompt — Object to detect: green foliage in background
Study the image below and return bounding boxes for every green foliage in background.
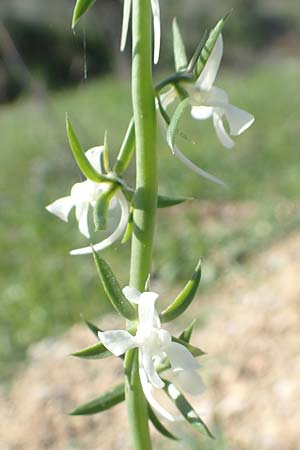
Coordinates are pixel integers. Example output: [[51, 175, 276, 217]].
[[1, 60, 300, 379]]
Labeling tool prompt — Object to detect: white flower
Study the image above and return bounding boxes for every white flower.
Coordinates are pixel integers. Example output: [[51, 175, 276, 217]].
[[120, 0, 161, 64], [161, 34, 254, 149], [99, 286, 204, 421], [46, 146, 129, 255]]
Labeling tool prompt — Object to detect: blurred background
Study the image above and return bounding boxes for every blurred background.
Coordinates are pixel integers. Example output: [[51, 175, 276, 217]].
[[0, 0, 300, 449]]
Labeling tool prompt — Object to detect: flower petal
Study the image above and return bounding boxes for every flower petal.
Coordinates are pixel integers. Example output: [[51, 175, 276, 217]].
[[196, 34, 223, 91], [151, 0, 161, 64], [70, 190, 129, 255], [85, 146, 104, 173], [138, 291, 160, 328], [120, 0, 132, 52], [46, 196, 74, 222], [222, 104, 255, 136], [123, 286, 141, 304], [191, 106, 213, 120], [98, 330, 136, 356], [139, 368, 182, 422], [171, 369, 206, 395], [141, 349, 164, 389], [159, 87, 177, 110], [167, 342, 200, 371], [213, 112, 235, 149], [75, 201, 90, 238]]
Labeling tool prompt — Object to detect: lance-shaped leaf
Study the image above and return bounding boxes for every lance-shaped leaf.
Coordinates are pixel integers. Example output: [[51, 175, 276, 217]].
[[113, 118, 135, 175], [71, 342, 112, 360], [187, 30, 208, 74], [93, 250, 137, 321], [157, 194, 192, 208], [172, 18, 188, 72], [167, 97, 190, 152], [148, 405, 179, 441], [93, 184, 118, 231], [72, 0, 96, 29], [193, 13, 229, 80], [66, 116, 110, 183], [163, 380, 214, 439], [178, 319, 197, 343], [172, 336, 205, 358], [102, 130, 110, 173], [160, 259, 202, 322], [121, 206, 133, 244], [70, 383, 125, 415]]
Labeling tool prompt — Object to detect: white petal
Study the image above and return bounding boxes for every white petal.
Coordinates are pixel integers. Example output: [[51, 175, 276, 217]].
[[120, 0, 132, 51], [138, 291, 160, 328], [123, 286, 142, 304], [98, 330, 136, 356], [70, 190, 129, 255], [75, 202, 90, 238], [191, 106, 213, 120], [172, 144, 226, 186], [139, 368, 180, 422], [46, 196, 74, 222], [196, 34, 223, 90], [222, 104, 255, 136], [151, 0, 161, 64], [85, 146, 104, 173], [171, 369, 206, 395], [167, 342, 200, 371], [141, 349, 164, 389], [213, 112, 235, 149], [159, 87, 177, 110]]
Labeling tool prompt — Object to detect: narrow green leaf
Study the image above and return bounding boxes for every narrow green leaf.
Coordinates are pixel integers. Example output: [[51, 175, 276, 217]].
[[172, 336, 205, 358], [113, 118, 135, 175], [163, 381, 214, 439], [148, 405, 179, 441], [160, 259, 202, 322], [93, 250, 137, 321], [157, 194, 192, 208], [172, 18, 188, 72], [83, 317, 101, 338], [93, 184, 118, 231], [166, 97, 190, 151], [193, 13, 230, 79], [121, 206, 134, 244], [178, 319, 197, 343], [70, 383, 125, 415], [187, 30, 208, 74], [102, 130, 110, 173], [72, 0, 96, 29], [66, 116, 110, 183], [71, 342, 111, 360]]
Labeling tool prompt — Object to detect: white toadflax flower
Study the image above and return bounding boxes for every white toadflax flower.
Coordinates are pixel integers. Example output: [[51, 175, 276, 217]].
[[46, 146, 129, 255], [121, 0, 161, 64], [99, 287, 205, 421], [161, 34, 254, 149]]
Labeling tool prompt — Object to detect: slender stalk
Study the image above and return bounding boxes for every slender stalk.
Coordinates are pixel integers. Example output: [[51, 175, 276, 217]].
[[125, 0, 157, 449]]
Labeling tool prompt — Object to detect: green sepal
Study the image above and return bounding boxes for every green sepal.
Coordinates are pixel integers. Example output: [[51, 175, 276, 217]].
[[178, 319, 196, 343], [148, 405, 179, 441], [172, 336, 205, 357], [121, 206, 134, 244], [71, 342, 112, 360], [83, 317, 101, 338], [70, 383, 125, 415], [166, 97, 190, 152], [163, 380, 214, 439], [172, 18, 188, 72], [102, 131, 111, 173], [92, 250, 137, 321], [160, 259, 202, 322], [72, 0, 96, 28], [157, 194, 192, 208], [93, 184, 118, 231], [66, 115, 110, 183], [193, 13, 230, 80], [187, 30, 208, 74], [113, 119, 135, 175]]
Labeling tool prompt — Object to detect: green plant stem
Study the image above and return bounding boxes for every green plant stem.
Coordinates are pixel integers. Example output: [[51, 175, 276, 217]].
[[125, 0, 157, 449]]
